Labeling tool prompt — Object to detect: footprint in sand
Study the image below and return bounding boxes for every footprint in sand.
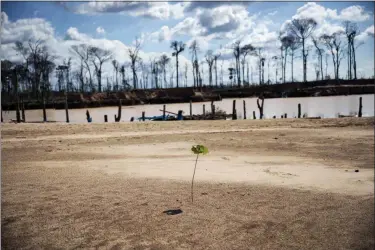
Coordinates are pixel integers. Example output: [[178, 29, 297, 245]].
[[221, 156, 230, 161]]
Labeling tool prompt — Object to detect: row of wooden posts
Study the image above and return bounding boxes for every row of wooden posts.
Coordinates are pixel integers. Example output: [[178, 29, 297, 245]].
[[1, 96, 364, 123]]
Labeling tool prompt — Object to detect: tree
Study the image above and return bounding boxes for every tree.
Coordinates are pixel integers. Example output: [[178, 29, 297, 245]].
[[280, 35, 293, 83], [254, 47, 264, 84], [213, 52, 221, 87], [272, 56, 279, 84], [232, 40, 241, 87], [184, 62, 188, 87], [128, 37, 142, 89], [111, 60, 119, 91], [89, 46, 112, 92], [171, 41, 185, 88], [70, 44, 94, 92], [321, 32, 345, 80], [159, 54, 170, 89], [288, 35, 301, 82], [240, 44, 255, 86], [312, 37, 324, 81], [343, 21, 360, 79], [287, 18, 317, 82], [205, 50, 215, 86]]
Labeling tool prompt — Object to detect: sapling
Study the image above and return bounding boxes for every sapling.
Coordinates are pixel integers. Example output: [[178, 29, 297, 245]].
[[190, 145, 209, 203]]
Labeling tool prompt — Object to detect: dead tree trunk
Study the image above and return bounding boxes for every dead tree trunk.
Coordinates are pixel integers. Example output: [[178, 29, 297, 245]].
[[243, 100, 247, 119], [65, 95, 70, 123], [21, 97, 26, 122], [115, 99, 122, 122], [232, 100, 237, 120], [257, 96, 264, 119]]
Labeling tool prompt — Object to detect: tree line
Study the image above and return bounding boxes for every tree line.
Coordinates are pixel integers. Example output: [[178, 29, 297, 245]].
[[1, 19, 369, 102]]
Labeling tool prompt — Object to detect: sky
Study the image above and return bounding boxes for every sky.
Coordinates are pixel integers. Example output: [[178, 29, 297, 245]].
[[1, 1, 374, 88]]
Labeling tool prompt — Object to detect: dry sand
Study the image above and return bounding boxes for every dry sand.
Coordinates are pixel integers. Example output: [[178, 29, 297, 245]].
[[1, 118, 374, 249]]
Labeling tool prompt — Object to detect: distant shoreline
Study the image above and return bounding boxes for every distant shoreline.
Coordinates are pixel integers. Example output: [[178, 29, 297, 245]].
[[1, 79, 374, 111]]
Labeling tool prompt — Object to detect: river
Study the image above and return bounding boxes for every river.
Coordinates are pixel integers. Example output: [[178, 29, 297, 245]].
[[2, 94, 374, 123]]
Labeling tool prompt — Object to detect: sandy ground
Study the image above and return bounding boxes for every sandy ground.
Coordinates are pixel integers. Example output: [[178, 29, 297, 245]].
[[1, 118, 374, 249]]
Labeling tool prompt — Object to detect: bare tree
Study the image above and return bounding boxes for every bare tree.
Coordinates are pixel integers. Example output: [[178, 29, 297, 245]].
[[170, 41, 186, 88], [272, 56, 279, 84], [343, 21, 360, 79], [89, 47, 112, 92], [214, 51, 221, 87], [159, 54, 170, 89], [70, 44, 94, 92], [205, 50, 215, 86], [280, 35, 293, 83], [184, 62, 188, 87], [287, 18, 317, 82], [189, 40, 200, 88], [312, 37, 324, 81], [320, 32, 345, 80], [128, 38, 142, 89], [240, 44, 255, 86], [232, 40, 241, 87], [111, 60, 119, 91], [254, 47, 264, 85]]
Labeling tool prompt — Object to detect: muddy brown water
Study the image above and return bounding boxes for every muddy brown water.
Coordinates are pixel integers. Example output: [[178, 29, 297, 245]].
[[2, 94, 374, 123]]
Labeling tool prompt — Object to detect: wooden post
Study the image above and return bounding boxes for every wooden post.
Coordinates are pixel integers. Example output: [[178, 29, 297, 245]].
[[298, 103, 301, 118], [130, 117, 134, 122], [189, 100, 192, 117], [232, 100, 237, 120], [163, 105, 166, 121], [281, 115, 284, 119], [142, 111, 145, 121], [212, 104, 216, 118], [104, 115, 108, 122], [65, 94, 70, 123], [358, 97, 363, 117], [42, 98, 47, 122], [273, 115, 276, 119], [257, 96, 264, 119], [21, 97, 26, 122], [243, 100, 247, 120], [203, 104, 206, 116], [253, 111, 256, 119], [284, 113, 287, 118], [115, 99, 122, 122]]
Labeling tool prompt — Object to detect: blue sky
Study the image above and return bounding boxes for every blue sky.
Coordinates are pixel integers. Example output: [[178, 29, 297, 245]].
[[1, 1, 374, 86]]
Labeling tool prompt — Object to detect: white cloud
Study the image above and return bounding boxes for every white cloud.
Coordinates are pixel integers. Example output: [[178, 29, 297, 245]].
[[291, 2, 371, 24], [356, 25, 374, 42], [74, 2, 185, 20], [313, 21, 345, 37], [334, 5, 371, 22], [365, 25, 374, 36], [150, 4, 256, 43], [96, 26, 105, 35], [292, 2, 337, 24]]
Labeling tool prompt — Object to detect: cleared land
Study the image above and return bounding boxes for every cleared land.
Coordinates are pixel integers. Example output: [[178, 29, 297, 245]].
[[1, 118, 374, 249]]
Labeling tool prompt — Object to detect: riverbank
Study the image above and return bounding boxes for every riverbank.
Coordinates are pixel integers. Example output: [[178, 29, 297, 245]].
[[1, 79, 374, 110], [2, 118, 374, 249]]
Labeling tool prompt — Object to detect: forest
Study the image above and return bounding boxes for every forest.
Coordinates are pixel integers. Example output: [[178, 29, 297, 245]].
[[1, 18, 374, 106]]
